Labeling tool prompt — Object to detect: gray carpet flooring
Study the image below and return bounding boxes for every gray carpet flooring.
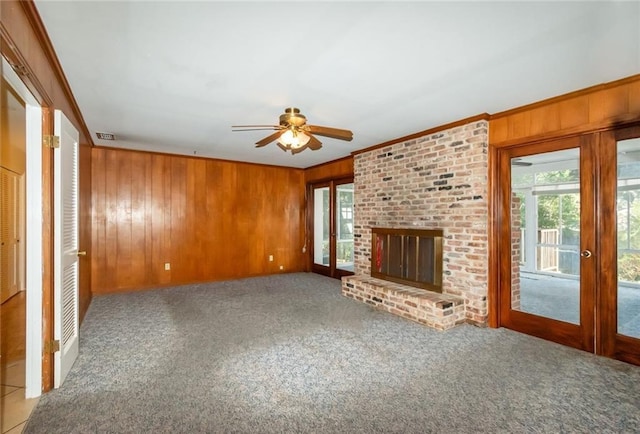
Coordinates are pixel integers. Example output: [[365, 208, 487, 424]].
[[25, 273, 640, 433]]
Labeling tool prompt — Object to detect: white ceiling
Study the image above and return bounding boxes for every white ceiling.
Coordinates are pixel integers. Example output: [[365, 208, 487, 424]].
[[34, 1, 640, 169]]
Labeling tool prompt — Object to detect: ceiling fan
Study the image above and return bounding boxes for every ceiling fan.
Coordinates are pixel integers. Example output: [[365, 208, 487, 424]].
[[232, 107, 353, 155]]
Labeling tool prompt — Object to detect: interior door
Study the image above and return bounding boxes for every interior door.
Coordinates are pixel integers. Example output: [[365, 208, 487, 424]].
[[0, 168, 22, 302], [499, 135, 596, 352], [53, 110, 80, 387], [311, 178, 354, 279], [599, 125, 640, 365]]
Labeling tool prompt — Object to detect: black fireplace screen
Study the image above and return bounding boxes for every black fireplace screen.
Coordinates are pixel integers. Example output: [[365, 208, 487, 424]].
[[371, 228, 443, 292]]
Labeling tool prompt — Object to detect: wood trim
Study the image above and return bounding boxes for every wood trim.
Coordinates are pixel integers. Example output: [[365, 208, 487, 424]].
[[19, 0, 94, 146], [613, 335, 640, 366], [352, 113, 491, 156], [0, 22, 51, 106], [596, 129, 617, 357], [304, 183, 312, 272], [497, 146, 514, 327], [487, 144, 500, 328], [41, 107, 54, 392], [305, 154, 353, 172], [579, 133, 597, 353]]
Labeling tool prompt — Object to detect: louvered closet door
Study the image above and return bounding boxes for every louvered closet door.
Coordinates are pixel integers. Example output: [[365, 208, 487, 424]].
[[1, 168, 11, 302], [53, 110, 80, 388], [0, 167, 20, 303]]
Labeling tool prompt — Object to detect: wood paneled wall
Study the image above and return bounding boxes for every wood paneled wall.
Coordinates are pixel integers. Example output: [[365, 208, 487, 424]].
[[91, 147, 306, 293], [490, 74, 640, 147], [304, 155, 353, 183], [78, 144, 92, 322]]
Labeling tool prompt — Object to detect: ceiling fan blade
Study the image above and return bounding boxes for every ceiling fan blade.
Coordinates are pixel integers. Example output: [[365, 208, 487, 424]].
[[276, 142, 289, 152], [291, 144, 309, 155], [232, 125, 280, 128], [307, 125, 353, 141], [255, 130, 284, 147], [306, 133, 322, 151], [232, 128, 279, 132]]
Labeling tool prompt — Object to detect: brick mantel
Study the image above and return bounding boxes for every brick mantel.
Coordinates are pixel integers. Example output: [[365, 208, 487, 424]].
[[345, 120, 489, 326]]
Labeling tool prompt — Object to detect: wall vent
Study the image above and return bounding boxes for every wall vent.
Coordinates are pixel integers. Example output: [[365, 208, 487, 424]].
[[95, 132, 116, 140]]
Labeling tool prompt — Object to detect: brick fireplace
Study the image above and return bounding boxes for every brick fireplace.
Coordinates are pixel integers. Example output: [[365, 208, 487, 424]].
[[341, 119, 489, 329]]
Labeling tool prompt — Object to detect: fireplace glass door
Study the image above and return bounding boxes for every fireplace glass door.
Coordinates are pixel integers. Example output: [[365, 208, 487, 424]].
[[311, 179, 354, 279]]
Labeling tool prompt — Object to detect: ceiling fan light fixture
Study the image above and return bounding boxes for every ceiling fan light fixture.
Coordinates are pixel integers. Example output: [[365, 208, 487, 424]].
[[277, 128, 310, 150]]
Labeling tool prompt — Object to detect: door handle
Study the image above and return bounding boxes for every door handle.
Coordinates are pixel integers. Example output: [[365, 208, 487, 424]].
[[77, 250, 87, 257], [580, 250, 592, 258]]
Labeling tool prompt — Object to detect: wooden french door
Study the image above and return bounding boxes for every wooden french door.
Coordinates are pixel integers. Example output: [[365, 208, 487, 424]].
[[499, 135, 596, 352], [499, 130, 640, 365], [598, 125, 640, 365], [310, 178, 354, 279]]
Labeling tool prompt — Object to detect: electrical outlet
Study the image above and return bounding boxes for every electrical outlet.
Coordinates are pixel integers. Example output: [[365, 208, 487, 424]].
[[279, 265, 284, 270], [164, 263, 171, 271], [269, 255, 274, 262]]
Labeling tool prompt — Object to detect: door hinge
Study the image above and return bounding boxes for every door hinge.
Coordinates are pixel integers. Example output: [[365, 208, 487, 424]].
[[44, 340, 60, 354], [43, 135, 60, 149]]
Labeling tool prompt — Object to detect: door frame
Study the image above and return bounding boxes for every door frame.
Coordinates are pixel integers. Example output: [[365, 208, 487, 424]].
[[2, 56, 49, 397], [308, 177, 354, 279]]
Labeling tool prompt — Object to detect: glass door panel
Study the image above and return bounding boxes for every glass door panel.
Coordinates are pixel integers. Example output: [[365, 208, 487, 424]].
[[511, 148, 581, 324], [313, 186, 330, 267], [616, 138, 640, 340], [335, 182, 354, 272]]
